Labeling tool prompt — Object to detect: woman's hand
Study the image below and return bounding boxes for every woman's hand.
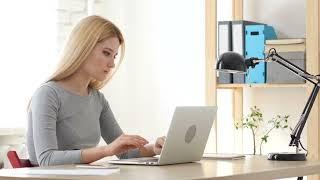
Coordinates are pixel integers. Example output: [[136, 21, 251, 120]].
[[153, 136, 166, 155], [105, 134, 149, 156]]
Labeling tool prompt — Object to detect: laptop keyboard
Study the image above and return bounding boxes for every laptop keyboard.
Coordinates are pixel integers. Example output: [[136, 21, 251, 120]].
[[126, 157, 159, 162]]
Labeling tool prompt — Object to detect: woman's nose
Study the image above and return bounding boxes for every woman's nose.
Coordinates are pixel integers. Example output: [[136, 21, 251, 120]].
[[108, 61, 115, 68]]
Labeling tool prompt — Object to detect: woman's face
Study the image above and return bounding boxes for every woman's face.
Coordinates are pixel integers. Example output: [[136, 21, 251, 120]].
[[80, 37, 120, 81]]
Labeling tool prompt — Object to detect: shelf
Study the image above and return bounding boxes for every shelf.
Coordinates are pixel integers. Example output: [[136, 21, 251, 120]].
[[205, 0, 320, 175], [217, 83, 307, 89]]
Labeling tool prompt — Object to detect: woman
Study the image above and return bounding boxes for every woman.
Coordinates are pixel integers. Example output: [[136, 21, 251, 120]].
[[27, 15, 165, 166]]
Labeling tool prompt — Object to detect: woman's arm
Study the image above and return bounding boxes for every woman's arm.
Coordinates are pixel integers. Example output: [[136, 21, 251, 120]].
[[80, 146, 108, 164], [98, 93, 164, 158], [31, 87, 148, 166], [99, 94, 143, 159], [31, 86, 82, 166], [81, 134, 148, 163]]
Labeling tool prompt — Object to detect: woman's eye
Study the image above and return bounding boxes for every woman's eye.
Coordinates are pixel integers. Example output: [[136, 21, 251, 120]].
[[103, 51, 111, 56]]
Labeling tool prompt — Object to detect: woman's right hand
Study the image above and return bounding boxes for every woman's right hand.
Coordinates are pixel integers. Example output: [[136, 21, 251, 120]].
[[105, 134, 149, 156]]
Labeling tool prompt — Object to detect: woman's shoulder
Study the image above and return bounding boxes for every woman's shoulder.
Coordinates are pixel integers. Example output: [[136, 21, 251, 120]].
[[91, 89, 109, 105], [29, 82, 62, 110], [92, 89, 103, 97], [92, 89, 104, 100], [32, 81, 60, 99]]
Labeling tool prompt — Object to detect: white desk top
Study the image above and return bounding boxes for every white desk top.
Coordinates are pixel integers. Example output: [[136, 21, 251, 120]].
[[1, 155, 320, 180]]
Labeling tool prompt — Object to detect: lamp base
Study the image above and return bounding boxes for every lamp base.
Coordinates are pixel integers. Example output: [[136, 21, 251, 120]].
[[267, 152, 306, 161]]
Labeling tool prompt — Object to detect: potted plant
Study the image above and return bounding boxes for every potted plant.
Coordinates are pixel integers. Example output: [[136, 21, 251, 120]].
[[235, 106, 289, 155]]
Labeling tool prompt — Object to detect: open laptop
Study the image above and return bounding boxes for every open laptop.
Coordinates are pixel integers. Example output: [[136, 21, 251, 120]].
[[108, 106, 217, 166]]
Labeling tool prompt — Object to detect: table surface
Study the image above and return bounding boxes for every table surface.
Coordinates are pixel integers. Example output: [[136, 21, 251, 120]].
[[1, 155, 320, 180]]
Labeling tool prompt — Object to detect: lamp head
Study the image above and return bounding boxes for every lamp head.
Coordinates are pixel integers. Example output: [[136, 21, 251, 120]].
[[216, 51, 247, 74]]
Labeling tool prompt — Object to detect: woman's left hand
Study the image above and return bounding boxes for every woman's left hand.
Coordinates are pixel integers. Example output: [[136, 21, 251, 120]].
[[153, 136, 166, 155]]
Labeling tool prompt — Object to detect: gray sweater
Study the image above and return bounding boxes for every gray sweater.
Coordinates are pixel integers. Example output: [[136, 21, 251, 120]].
[[27, 81, 140, 166]]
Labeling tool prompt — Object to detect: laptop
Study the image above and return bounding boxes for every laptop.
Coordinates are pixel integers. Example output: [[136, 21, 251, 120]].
[[108, 106, 217, 166]]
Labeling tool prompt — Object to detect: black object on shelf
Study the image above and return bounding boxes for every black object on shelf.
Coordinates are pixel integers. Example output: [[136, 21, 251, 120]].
[[216, 49, 320, 161]]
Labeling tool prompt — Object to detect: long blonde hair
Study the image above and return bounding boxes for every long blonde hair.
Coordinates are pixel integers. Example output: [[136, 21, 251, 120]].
[[49, 15, 125, 89]]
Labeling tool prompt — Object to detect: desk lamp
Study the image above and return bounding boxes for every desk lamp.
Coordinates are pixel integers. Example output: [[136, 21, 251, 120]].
[[216, 48, 320, 161]]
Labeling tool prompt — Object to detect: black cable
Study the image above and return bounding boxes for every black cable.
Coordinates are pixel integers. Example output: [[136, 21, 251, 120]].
[[299, 140, 308, 157]]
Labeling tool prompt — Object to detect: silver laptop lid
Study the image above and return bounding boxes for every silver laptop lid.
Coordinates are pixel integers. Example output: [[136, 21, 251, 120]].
[[158, 106, 217, 165]]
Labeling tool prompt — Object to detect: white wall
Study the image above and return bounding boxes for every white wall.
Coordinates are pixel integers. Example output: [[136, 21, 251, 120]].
[[0, 0, 58, 168], [92, 0, 206, 145], [0, 1, 57, 128], [243, 0, 307, 154], [57, 0, 88, 52], [244, 0, 305, 38]]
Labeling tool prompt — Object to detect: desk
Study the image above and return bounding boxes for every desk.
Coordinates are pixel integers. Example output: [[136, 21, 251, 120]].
[[1, 156, 320, 180]]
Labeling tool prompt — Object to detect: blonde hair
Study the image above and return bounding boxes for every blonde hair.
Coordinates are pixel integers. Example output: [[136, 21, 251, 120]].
[[49, 15, 125, 89]]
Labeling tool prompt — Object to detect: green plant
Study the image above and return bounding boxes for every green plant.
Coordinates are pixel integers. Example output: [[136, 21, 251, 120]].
[[235, 106, 289, 155]]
